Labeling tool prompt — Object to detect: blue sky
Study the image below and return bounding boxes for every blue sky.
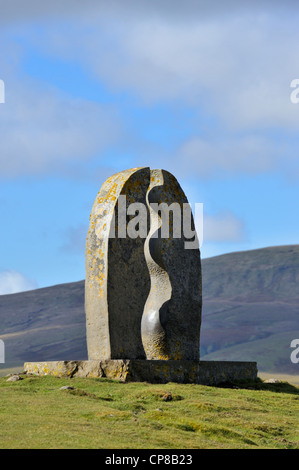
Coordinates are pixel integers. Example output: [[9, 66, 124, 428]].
[[0, 1, 299, 294]]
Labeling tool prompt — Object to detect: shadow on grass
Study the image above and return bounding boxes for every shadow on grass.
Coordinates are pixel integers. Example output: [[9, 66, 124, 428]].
[[216, 378, 299, 395]]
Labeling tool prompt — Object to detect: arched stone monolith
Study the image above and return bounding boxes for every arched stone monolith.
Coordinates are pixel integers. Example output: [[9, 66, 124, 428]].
[[85, 167, 151, 360]]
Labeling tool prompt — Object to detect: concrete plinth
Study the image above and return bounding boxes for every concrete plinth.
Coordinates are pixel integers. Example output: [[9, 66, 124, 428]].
[[24, 360, 257, 385]]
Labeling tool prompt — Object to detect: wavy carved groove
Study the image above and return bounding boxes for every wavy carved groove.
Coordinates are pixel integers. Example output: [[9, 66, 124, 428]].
[[141, 169, 202, 361], [141, 169, 172, 359]]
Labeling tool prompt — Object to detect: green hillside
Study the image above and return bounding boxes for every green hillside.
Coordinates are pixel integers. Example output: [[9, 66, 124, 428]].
[[0, 374, 298, 449]]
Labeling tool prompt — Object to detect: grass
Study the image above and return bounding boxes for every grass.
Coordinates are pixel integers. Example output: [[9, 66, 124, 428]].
[[0, 374, 298, 449]]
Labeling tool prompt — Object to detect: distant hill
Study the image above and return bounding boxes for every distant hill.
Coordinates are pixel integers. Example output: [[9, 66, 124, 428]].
[[200, 245, 299, 374], [0, 281, 87, 369], [0, 245, 298, 375]]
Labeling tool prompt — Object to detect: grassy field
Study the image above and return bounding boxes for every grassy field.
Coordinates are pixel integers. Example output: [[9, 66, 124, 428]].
[[0, 373, 298, 449]]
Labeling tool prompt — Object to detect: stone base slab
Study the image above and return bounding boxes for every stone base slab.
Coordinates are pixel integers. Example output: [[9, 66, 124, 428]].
[[24, 360, 257, 385]]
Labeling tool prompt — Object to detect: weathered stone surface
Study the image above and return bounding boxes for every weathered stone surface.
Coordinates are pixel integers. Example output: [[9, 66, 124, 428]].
[[6, 374, 23, 382], [24, 361, 80, 377], [24, 360, 257, 385], [264, 378, 282, 384], [85, 167, 202, 362], [142, 169, 202, 361], [85, 167, 151, 360]]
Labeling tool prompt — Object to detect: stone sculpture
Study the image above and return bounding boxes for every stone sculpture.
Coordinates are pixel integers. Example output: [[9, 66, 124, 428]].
[[85, 167, 202, 362], [85, 167, 150, 360], [24, 166, 257, 385]]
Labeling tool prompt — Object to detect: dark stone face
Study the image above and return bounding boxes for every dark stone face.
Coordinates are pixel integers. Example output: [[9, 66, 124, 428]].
[[141, 169, 202, 361], [85, 167, 202, 362]]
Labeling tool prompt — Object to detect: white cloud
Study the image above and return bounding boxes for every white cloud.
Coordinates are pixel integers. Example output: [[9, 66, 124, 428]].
[[203, 210, 246, 243], [170, 134, 280, 178], [0, 1, 296, 25], [0, 73, 121, 177], [0, 270, 38, 295], [42, 4, 299, 131], [1, 1, 299, 180]]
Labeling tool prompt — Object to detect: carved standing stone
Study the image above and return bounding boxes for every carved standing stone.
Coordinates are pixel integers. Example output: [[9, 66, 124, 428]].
[[23, 171, 258, 385], [85, 167, 150, 360], [85, 167, 202, 362]]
